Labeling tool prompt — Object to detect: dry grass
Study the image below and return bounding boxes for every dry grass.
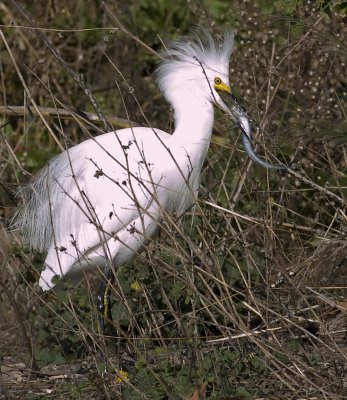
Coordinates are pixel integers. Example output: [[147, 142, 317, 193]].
[[0, 1, 346, 399]]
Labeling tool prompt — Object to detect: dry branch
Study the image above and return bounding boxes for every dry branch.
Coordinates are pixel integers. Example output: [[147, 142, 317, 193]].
[[0, 105, 139, 129]]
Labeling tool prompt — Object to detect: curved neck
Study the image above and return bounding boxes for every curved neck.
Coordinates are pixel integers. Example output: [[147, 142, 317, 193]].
[[171, 90, 214, 145], [166, 91, 214, 176]]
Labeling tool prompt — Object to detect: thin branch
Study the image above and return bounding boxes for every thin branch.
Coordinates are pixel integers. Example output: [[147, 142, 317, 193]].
[[0, 105, 139, 129], [0, 28, 64, 151], [0, 280, 38, 372], [7, 0, 112, 132], [286, 166, 346, 207], [102, 2, 164, 61]]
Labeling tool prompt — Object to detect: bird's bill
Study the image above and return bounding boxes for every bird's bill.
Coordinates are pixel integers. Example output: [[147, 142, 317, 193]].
[[216, 88, 288, 171]]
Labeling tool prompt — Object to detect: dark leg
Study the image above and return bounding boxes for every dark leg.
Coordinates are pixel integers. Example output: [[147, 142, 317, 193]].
[[97, 265, 115, 336]]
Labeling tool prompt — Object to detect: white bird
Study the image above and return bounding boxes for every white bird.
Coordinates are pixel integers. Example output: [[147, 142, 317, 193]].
[[13, 30, 285, 331]]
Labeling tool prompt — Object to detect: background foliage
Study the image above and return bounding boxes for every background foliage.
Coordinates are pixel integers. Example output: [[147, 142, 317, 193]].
[[0, 0, 346, 399]]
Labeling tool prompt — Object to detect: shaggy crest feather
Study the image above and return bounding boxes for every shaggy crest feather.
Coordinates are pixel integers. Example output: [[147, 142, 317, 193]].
[[155, 29, 234, 103]]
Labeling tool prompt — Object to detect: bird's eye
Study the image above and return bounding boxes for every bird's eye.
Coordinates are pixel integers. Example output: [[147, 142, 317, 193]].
[[214, 77, 222, 85]]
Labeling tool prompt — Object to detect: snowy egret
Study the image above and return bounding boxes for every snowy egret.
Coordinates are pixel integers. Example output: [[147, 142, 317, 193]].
[[13, 30, 286, 332]]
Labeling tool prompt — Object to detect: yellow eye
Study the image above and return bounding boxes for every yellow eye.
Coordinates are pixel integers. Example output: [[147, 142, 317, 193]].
[[214, 77, 232, 93]]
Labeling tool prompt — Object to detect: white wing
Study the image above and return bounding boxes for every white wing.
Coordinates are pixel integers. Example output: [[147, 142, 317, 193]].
[[17, 126, 197, 289]]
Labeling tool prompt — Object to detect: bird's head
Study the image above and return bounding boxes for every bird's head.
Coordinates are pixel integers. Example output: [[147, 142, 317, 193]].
[[155, 29, 287, 170], [155, 29, 234, 112]]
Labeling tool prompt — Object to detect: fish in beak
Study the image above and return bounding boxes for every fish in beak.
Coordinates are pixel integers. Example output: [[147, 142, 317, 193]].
[[215, 81, 288, 171]]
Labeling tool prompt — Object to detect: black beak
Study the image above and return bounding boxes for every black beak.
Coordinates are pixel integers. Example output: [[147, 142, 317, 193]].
[[218, 90, 288, 171]]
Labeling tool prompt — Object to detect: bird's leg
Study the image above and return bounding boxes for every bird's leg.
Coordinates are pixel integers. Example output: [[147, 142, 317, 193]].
[[97, 265, 115, 336]]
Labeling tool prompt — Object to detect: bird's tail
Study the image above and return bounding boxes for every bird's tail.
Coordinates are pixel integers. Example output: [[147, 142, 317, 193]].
[[11, 153, 65, 252]]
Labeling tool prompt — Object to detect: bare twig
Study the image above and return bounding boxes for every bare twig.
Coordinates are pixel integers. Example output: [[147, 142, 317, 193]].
[[7, 0, 112, 132], [286, 167, 346, 206], [0, 28, 64, 151], [0, 105, 139, 129], [0, 279, 38, 372], [102, 2, 164, 61]]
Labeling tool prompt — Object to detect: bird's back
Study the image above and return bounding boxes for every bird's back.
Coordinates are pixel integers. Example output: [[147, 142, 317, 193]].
[[14, 126, 202, 289]]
